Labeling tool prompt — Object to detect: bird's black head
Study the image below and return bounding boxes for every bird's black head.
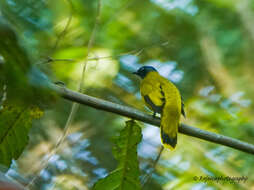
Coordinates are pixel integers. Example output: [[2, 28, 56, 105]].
[[132, 66, 157, 79]]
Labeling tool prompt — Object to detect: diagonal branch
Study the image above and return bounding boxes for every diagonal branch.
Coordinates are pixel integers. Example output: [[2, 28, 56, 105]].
[[49, 84, 254, 155]]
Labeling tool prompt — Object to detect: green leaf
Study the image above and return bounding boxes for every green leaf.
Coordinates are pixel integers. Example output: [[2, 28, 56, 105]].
[[0, 105, 43, 167], [93, 120, 142, 190], [0, 19, 55, 106]]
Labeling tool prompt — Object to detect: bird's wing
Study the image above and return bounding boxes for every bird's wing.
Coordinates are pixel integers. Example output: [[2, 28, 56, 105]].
[[181, 97, 186, 118], [141, 81, 165, 113]]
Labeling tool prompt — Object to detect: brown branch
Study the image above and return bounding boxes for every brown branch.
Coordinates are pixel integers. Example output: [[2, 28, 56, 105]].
[[49, 84, 254, 155]]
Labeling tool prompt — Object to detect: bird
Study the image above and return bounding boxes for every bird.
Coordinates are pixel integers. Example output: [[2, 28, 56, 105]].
[[133, 66, 185, 150]]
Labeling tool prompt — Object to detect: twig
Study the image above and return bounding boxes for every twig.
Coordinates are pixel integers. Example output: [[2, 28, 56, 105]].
[[78, 0, 101, 93], [49, 83, 254, 155], [37, 39, 169, 66], [52, 0, 74, 52], [26, 1, 101, 188], [141, 146, 164, 187]]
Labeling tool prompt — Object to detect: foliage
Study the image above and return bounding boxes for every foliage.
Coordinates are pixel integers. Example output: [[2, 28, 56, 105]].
[[0, 105, 43, 167], [93, 120, 142, 190], [0, 19, 56, 106], [0, 15, 53, 169], [0, 0, 254, 189]]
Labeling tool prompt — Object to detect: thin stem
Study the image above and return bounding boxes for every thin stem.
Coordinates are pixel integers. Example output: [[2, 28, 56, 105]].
[[141, 146, 164, 187]]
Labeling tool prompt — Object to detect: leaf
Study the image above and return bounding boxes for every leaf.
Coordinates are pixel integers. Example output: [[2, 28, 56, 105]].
[[93, 120, 142, 190], [0, 19, 55, 106], [0, 105, 43, 167]]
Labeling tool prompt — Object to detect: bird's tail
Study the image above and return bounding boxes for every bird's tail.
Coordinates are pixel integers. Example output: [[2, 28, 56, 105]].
[[160, 111, 179, 150]]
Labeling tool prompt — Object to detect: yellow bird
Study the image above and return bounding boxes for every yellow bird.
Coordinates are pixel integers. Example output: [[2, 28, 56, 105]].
[[133, 66, 185, 149]]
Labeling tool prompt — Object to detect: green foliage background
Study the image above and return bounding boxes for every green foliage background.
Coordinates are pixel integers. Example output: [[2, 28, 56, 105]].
[[0, 0, 254, 189]]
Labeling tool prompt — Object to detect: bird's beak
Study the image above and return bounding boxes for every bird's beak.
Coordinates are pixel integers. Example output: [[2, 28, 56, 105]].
[[132, 71, 138, 75]]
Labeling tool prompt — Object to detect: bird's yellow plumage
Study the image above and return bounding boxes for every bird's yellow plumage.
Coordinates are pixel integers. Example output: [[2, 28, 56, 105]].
[[133, 66, 184, 149]]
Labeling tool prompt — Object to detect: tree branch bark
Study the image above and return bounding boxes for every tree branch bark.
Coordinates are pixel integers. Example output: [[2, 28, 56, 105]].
[[50, 84, 254, 155]]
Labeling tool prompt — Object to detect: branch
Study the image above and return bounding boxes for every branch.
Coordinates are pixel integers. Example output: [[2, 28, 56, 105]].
[[49, 84, 254, 155]]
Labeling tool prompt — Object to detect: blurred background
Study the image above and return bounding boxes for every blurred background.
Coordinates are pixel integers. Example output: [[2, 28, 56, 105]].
[[0, 0, 254, 189]]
